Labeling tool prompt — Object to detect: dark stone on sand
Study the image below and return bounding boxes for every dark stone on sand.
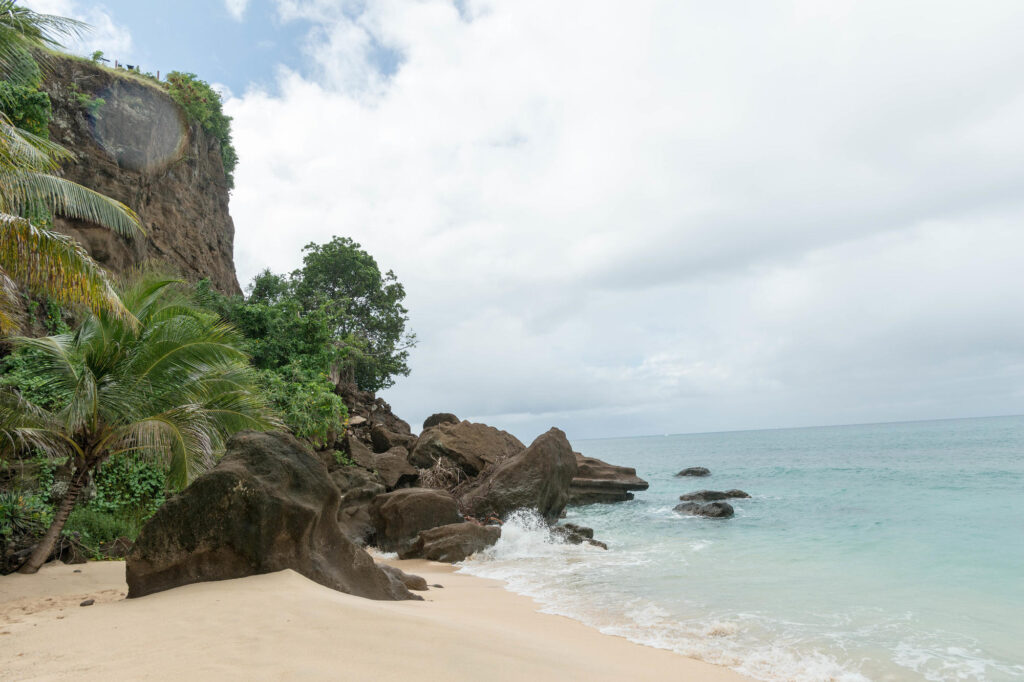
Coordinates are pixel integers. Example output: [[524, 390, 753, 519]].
[[676, 467, 711, 477], [673, 501, 735, 518], [368, 488, 464, 553], [379, 564, 429, 591], [398, 522, 501, 563], [126, 431, 418, 601], [79, 599, 94, 607]]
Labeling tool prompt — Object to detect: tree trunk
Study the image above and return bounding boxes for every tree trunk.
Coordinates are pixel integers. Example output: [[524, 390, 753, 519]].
[[18, 466, 90, 574]]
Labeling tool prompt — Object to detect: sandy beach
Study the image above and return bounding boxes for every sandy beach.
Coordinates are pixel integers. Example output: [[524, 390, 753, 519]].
[[0, 559, 748, 681]]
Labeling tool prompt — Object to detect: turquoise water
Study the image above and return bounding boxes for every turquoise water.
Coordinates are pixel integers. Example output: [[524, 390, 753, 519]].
[[459, 416, 1024, 681]]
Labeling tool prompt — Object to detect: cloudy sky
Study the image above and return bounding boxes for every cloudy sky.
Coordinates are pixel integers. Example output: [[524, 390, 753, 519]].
[[24, 1, 1024, 442]]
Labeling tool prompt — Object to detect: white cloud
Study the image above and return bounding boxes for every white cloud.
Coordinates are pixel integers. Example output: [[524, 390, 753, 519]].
[[20, 0, 133, 59], [226, 0, 1024, 441], [224, 0, 251, 22]]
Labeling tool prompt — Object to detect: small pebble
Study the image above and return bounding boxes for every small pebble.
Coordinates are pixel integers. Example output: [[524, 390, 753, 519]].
[[73, 570, 82, 573], [430, 584, 444, 589], [79, 599, 94, 607]]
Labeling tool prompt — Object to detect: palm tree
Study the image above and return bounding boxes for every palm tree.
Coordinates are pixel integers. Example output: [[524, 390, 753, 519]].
[[0, 1, 142, 332], [0, 273, 281, 573]]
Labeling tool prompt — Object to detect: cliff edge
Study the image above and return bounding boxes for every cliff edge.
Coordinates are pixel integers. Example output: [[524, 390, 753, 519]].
[[41, 55, 241, 294]]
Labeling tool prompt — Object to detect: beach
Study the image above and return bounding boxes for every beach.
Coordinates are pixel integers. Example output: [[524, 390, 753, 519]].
[[0, 559, 747, 681]]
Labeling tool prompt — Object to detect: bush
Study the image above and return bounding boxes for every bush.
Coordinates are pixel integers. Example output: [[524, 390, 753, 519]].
[[89, 454, 165, 520], [257, 367, 347, 450], [165, 71, 237, 187], [63, 507, 141, 552], [0, 347, 68, 411], [0, 490, 52, 544]]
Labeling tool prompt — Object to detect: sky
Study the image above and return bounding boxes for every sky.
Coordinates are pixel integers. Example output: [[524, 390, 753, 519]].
[[22, 0, 1024, 443]]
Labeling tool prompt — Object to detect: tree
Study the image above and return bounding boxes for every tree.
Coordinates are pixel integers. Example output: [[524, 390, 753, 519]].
[[292, 237, 416, 392], [0, 273, 280, 573], [0, 1, 142, 332]]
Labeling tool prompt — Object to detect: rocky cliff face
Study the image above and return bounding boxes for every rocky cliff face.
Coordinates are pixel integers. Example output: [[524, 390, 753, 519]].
[[41, 55, 240, 294]]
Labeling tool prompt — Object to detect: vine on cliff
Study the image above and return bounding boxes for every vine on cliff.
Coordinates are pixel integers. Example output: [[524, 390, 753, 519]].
[[165, 71, 237, 188]]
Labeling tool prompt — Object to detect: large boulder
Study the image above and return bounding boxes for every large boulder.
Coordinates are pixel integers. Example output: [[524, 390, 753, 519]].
[[330, 466, 387, 543], [679, 489, 750, 502], [459, 428, 578, 522], [422, 412, 459, 430], [345, 436, 418, 491], [125, 431, 418, 601], [676, 467, 711, 477], [398, 523, 501, 563], [409, 421, 525, 477], [370, 424, 416, 453], [674, 501, 735, 518], [567, 453, 649, 505], [368, 488, 463, 553], [379, 564, 429, 591]]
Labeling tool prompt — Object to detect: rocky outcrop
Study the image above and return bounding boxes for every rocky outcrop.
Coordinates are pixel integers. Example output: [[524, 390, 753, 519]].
[[676, 467, 711, 477], [379, 564, 429, 591], [410, 421, 525, 477], [674, 501, 735, 518], [42, 55, 239, 293], [125, 431, 417, 600], [567, 453, 649, 505], [345, 435, 417, 491], [368, 488, 463, 552], [422, 412, 459, 430], [679, 489, 750, 502], [550, 523, 608, 550], [459, 428, 577, 522], [329, 465, 386, 543], [338, 383, 413, 438], [398, 523, 501, 563]]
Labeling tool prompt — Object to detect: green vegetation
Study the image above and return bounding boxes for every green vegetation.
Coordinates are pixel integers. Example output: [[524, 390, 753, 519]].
[[67, 82, 103, 115], [165, 71, 237, 188], [0, 272, 280, 573]]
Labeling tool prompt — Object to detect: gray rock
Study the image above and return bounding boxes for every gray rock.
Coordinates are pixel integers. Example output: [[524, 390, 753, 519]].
[[676, 467, 711, 477], [409, 421, 525, 477], [368, 488, 464, 553], [673, 501, 735, 518], [378, 563, 429, 591], [422, 412, 460, 430], [568, 453, 649, 505], [679, 489, 750, 502], [399, 523, 501, 563]]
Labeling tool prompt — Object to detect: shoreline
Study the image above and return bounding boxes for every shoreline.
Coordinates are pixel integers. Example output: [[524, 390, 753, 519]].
[[0, 559, 749, 681]]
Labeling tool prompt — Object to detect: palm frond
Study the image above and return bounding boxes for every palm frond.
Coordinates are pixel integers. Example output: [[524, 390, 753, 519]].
[[2, 172, 142, 238]]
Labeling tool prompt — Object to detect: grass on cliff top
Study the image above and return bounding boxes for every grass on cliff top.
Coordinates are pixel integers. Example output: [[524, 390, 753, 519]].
[[39, 48, 169, 93]]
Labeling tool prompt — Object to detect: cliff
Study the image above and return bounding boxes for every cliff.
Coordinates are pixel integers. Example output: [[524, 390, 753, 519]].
[[40, 55, 241, 294]]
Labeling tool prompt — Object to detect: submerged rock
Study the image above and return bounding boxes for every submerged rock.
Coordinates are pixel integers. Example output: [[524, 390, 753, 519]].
[[679, 489, 750, 502], [398, 523, 501, 563], [675, 467, 711, 477], [126, 431, 418, 601], [567, 454, 649, 505], [550, 523, 608, 550], [673, 501, 735, 518], [368, 488, 463, 553], [459, 428, 578, 523]]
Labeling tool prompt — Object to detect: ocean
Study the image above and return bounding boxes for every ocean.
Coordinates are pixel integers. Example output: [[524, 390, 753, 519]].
[[458, 415, 1024, 681]]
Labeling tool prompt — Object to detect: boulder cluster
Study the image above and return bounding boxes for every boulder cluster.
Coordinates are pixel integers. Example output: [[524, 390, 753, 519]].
[[673, 467, 751, 519], [126, 390, 650, 600]]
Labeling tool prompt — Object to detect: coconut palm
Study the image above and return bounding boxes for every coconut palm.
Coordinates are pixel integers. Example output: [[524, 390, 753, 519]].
[[0, 1, 142, 332], [0, 273, 281, 573]]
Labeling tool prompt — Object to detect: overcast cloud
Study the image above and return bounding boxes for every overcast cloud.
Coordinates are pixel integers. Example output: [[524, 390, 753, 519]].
[[219, 1, 1024, 441]]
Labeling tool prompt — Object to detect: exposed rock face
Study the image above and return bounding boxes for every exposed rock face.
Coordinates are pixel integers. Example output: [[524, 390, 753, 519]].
[[459, 428, 578, 522], [398, 523, 501, 563], [410, 421, 525, 477], [370, 424, 416, 453], [674, 501, 735, 518], [345, 435, 417, 491], [368, 488, 463, 552], [338, 383, 412, 437], [378, 564, 429, 591], [42, 55, 240, 293], [329, 465, 386, 543], [422, 412, 459, 430], [125, 431, 417, 600], [676, 467, 711, 477], [568, 453, 649, 505], [679, 489, 750, 502]]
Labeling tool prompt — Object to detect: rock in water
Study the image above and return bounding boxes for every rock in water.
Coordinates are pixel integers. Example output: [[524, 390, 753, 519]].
[[126, 431, 418, 601], [422, 412, 460, 430], [567, 453, 649, 504], [679, 490, 750, 502], [673, 501, 735, 518], [550, 524, 608, 550], [368, 488, 464, 552], [398, 523, 501, 563], [459, 428, 578, 522], [409, 421, 525, 476], [676, 467, 711, 477]]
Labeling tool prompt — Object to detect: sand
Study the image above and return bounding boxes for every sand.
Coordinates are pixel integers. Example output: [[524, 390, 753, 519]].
[[0, 559, 749, 681]]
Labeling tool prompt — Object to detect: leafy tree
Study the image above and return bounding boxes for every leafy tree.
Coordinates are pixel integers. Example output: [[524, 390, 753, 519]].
[[0, 1, 142, 332], [0, 272, 280, 573]]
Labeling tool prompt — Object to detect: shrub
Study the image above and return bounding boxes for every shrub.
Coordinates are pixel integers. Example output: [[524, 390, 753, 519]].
[[165, 71, 237, 187], [0, 490, 52, 544], [89, 454, 166, 520]]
